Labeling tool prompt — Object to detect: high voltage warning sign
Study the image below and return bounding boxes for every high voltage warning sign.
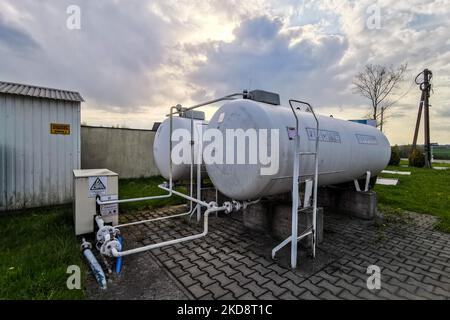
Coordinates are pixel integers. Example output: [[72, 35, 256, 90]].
[[88, 176, 107, 197]]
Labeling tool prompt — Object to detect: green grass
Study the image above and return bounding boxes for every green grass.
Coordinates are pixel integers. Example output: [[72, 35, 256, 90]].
[[375, 161, 450, 233], [0, 206, 85, 300], [119, 176, 186, 212], [433, 148, 450, 160], [431, 162, 450, 168]]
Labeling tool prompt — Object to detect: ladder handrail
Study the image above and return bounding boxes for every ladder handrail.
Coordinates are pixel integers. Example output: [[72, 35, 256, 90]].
[[282, 99, 320, 269], [288, 99, 319, 136]]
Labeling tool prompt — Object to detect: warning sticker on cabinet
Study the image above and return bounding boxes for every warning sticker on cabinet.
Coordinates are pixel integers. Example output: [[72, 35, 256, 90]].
[[88, 176, 107, 198]]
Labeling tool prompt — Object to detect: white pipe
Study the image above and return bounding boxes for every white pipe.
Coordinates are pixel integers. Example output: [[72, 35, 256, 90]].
[[111, 205, 227, 257], [95, 215, 105, 229], [196, 157, 202, 222], [166, 93, 244, 117], [96, 192, 173, 206], [291, 135, 300, 269], [244, 199, 261, 207], [158, 184, 210, 208], [116, 206, 197, 229]]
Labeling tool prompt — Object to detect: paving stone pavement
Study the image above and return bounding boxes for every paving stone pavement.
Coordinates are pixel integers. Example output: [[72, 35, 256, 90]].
[[117, 206, 450, 300]]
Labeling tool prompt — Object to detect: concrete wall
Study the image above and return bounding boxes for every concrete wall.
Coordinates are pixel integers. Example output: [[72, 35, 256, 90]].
[[81, 126, 159, 179]]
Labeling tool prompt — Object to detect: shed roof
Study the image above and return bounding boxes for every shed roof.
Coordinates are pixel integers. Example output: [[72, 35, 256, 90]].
[[0, 81, 84, 102]]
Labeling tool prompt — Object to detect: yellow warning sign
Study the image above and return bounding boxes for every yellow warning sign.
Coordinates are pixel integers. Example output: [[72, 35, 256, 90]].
[[50, 123, 70, 135]]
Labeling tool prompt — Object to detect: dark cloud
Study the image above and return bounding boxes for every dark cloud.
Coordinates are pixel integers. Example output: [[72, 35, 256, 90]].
[[0, 0, 175, 109], [234, 16, 282, 41], [186, 16, 349, 107], [0, 15, 39, 50]]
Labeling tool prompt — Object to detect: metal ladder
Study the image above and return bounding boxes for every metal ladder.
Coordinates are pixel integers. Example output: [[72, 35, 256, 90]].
[[271, 100, 320, 269]]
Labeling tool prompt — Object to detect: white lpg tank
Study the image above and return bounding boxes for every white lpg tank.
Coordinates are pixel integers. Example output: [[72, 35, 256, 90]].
[[205, 99, 391, 200], [153, 114, 206, 181]]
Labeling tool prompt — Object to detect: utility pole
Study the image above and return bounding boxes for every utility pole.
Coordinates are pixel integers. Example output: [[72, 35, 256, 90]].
[[411, 69, 433, 168], [412, 91, 424, 150], [423, 69, 432, 168]]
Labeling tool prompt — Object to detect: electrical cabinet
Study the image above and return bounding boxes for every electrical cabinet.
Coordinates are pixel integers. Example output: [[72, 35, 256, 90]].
[[73, 169, 119, 235]]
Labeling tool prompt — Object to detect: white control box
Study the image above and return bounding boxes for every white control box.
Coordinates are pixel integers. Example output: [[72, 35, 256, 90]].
[[73, 169, 119, 235]]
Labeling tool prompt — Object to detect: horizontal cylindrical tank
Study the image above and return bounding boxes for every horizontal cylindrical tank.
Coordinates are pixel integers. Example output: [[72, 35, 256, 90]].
[[153, 117, 205, 181], [205, 99, 391, 200]]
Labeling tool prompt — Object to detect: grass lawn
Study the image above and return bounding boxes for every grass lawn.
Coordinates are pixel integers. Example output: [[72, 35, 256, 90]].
[[433, 148, 450, 160], [0, 177, 184, 300], [119, 176, 186, 212], [375, 160, 450, 233], [0, 206, 85, 299]]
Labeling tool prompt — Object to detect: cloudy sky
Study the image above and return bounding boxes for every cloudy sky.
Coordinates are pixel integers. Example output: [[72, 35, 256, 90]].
[[1, 0, 449, 144]]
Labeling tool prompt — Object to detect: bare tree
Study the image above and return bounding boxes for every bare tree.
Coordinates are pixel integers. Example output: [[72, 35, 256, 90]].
[[353, 63, 407, 130]]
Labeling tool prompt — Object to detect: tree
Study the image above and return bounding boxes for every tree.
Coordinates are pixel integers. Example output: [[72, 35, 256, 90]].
[[389, 145, 401, 166], [353, 63, 407, 130]]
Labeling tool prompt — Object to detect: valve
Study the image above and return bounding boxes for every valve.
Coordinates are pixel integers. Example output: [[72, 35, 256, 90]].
[[101, 239, 122, 257], [224, 202, 233, 214], [207, 201, 218, 210], [96, 225, 120, 244], [232, 201, 242, 212], [81, 238, 93, 251]]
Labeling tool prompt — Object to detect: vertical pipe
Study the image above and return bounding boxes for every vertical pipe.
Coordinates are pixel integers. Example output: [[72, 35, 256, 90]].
[[312, 124, 319, 259], [291, 136, 300, 269], [169, 106, 177, 190], [196, 123, 203, 222], [115, 235, 123, 274], [189, 114, 194, 213], [197, 160, 202, 222]]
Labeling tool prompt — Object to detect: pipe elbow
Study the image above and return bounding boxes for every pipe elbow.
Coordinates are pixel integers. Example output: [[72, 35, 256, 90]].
[[111, 248, 121, 258]]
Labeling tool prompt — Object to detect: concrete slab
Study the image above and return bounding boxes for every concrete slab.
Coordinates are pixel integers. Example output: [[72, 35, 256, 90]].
[[433, 167, 449, 170], [382, 170, 411, 175], [376, 178, 399, 186]]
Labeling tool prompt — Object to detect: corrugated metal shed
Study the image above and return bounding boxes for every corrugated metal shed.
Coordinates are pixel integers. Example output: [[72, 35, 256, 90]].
[[0, 81, 82, 211]]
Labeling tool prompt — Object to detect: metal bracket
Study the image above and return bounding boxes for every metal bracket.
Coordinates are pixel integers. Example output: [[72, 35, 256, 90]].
[[354, 171, 371, 192]]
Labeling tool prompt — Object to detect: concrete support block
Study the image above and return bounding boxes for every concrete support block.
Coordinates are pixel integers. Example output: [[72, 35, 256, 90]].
[[271, 205, 324, 245], [243, 203, 271, 233], [318, 187, 380, 220], [243, 202, 323, 245]]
